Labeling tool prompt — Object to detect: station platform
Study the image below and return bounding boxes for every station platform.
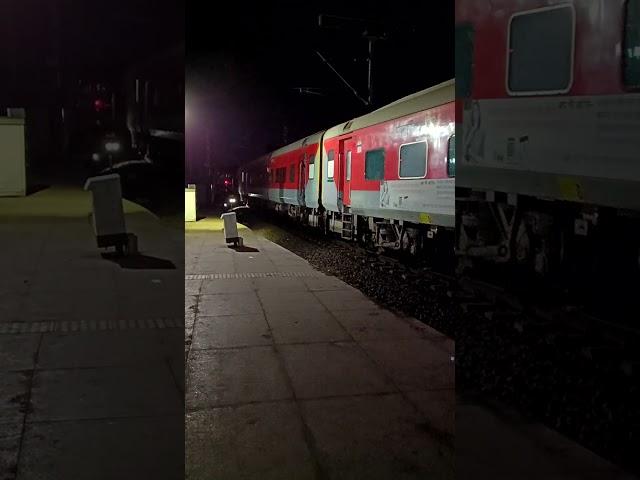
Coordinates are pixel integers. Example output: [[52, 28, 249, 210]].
[[0, 186, 184, 479], [185, 217, 455, 479], [186, 216, 637, 480]]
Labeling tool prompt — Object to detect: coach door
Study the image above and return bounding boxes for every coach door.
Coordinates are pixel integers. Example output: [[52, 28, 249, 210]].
[[339, 137, 354, 208], [298, 154, 306, 207]]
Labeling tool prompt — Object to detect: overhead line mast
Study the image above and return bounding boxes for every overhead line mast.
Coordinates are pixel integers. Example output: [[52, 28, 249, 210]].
[[317, 14, 388, 107]]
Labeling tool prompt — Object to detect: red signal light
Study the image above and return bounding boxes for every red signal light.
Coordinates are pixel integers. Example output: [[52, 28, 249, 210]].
[[94, 99, 109, 112]]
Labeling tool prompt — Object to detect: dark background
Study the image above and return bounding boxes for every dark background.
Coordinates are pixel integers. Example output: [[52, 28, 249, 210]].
[[186, 1, 453, 178], [0, 0, 184, 176]]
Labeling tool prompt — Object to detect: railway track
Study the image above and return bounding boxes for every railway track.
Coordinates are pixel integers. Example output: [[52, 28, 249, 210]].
[[244, 210, 640, 474]]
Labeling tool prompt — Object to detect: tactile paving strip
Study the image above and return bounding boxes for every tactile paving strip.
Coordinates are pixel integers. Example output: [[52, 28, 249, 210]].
[[185, 272, 326, 280], [0, 318, 185, 334]]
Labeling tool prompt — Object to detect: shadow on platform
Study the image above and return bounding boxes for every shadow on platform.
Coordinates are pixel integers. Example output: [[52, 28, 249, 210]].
[[26, 184, 50, 196], [101, 253, 176, 269], [228, 244, 259, 253]]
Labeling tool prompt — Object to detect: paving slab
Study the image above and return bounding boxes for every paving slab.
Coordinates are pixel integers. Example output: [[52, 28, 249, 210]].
[[185, 279, 202, 296], [405, 389, 455, 436], [187, 347, 293, 409], [0, 372, 30, 425], [267, 309, 351, 344], [29, 366, 182, 422], [23, 292, 75, 322], [273, 263, 317, 273], [331, 308, 426, 342], [200, 278, 253, 294], [18, 416, 184, 480], [37, 330, 181, 369], [198, 291, 263, 316], [252, 276, 309, 292], [186, 402, 316, 480], [0, 335, 40, 372], [192, 314, 271, 349], [301, 394, 454, 480], [314, 289, 379, 312], [0, 422, 22, 480], [0, 287, 28, 323], [303, 275, 358, 291], [362, 338, 455, 391], [168, 352, 185, 395], [116, 275, 184, 320], [279, 342, 396, 399], [192, 262, 236, 274], [259, 291, 327, 314]]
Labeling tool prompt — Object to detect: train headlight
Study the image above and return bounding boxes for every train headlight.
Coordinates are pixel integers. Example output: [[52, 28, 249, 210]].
[[229, 198, 237, 204], [105, 141, 121, 152]]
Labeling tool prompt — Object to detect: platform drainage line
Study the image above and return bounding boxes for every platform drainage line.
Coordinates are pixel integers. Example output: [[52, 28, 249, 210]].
[[185, 271, 325, 280], [0, 318, 185, 335]]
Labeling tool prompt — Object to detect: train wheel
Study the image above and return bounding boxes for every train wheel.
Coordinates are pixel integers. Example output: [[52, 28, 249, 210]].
[[400, 229, 418, 256]]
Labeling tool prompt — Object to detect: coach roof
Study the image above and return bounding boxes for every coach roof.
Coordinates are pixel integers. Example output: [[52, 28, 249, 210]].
[[269, 130, 325, 158], [324, 78, 454, 140]]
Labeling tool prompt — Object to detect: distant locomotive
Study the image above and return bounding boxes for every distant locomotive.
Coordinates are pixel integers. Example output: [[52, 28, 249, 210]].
[[455, 1, 640, 287], [239, 80, 456, 256]]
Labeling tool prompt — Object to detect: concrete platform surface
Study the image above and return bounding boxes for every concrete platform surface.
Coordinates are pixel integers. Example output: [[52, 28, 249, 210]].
[[185, 217, 637, 480], [0, 186, 184, 480], [185, 219, 455, 480]]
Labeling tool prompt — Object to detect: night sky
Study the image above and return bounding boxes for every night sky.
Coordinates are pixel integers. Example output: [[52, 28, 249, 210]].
[[1, 0, 184, 103], [187, 2, 453, 174], [2, 1, 452, 177], [0, 0, 185, 174]]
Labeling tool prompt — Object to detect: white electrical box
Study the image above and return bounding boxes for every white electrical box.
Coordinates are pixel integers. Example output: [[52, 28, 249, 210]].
[[221, 212, 239, 243], [0, 117, 27, 197], [84, 174, 127, 248], [185, 185, 196, 222]]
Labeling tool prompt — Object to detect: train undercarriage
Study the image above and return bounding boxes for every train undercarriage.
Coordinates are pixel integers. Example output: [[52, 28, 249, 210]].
[[456, 189, 640, 312], [250, 197, 453, 263]]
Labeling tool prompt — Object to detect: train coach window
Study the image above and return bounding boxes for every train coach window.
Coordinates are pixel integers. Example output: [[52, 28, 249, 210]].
[[309, 158, 315, 179], [365, 149, 385, 181], [399, 141, 427, 178], [346, 151, 352, 181], [327, 150, 335, 181], [447, 135, 456, 178], [625, 0, 640, 88], [289, 164, 295, 183], [507, 4, 575, 95]]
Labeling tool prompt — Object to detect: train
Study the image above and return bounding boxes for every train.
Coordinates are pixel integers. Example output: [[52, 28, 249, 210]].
[[455, 0, 640, 291], [238, 80, 456, 257]]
